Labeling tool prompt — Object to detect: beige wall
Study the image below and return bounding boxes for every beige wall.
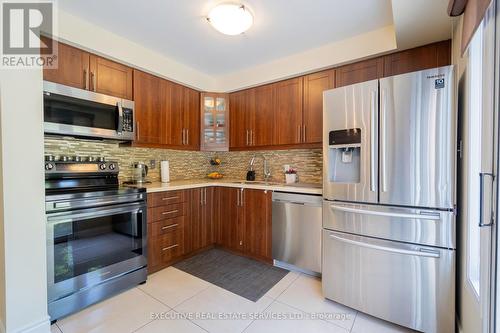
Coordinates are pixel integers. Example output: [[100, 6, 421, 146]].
[[44, 137, 322, 184], [0, 67, 50, 333]]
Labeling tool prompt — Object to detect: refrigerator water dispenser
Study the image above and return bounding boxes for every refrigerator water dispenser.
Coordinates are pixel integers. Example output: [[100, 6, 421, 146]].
[[328, 129, 361, 183]]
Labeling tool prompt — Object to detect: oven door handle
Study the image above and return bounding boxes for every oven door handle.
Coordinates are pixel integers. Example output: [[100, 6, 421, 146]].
[[46, 202, 145, 224], [48, 194, 145, 211]]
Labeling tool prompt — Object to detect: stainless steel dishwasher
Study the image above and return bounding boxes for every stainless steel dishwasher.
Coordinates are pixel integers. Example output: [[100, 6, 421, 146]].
[[272, 192, 322, 275]]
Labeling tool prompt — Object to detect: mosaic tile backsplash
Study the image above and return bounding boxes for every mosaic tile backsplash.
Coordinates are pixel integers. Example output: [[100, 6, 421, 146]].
[[44, 137, 323, 184]]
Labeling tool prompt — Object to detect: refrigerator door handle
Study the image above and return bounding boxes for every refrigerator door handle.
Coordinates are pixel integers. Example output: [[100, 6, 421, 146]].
[[479, 172, 495, 227], [329, 204, 441, 220], [370, 90, 377, 192], [328, 233, 440, 258], [380, 89, 387, 192]]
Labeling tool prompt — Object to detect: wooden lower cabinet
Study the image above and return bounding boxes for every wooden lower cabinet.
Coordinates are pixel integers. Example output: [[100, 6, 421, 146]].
[[149, 224, 185, 268], [186, 187, 215, 253], [147, 190, 189, 273], [147, 187, 273, 273], [216, 187, 272, 262], [243, 189, 272, 261], [217, 187, 244, 252]]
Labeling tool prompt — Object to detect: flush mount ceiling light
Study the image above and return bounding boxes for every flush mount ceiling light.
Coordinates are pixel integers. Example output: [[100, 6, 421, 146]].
[[207, 3, 253, 36]]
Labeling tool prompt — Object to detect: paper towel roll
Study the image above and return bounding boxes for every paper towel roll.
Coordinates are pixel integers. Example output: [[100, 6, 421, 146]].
[[160, 160, 170, 183]]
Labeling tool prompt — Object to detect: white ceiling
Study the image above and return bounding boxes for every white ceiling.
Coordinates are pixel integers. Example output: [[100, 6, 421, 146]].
[[58, 0, 394, 76]]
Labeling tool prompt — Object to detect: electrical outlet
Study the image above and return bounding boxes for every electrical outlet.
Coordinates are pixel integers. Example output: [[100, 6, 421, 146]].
[[283, 164, 290, 172], [150, 160, 156, 169]]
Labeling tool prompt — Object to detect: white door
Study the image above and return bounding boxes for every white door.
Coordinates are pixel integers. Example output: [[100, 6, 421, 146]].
[[458, 2, 497, 332]]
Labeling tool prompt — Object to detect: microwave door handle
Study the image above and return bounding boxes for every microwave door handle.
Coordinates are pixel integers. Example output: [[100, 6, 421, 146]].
[[117, 102, 124, 134]]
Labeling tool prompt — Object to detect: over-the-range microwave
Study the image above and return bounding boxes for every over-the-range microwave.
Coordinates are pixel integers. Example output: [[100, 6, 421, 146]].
[[43, 81, 135, 141]]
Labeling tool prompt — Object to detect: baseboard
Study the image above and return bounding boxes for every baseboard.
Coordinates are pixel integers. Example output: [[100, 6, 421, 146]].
[[10, 316, 50, 333]]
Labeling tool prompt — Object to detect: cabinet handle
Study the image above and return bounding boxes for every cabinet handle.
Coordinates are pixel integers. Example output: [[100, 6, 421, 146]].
[[302, 125, 306, 143], [297, 125, 301, 142], [162, 244, 179, 251], [186, 129, 189, 145], [246, 130, 249, 146], [236, 188, 240, 206], [162, 223, 179, 230], [161, 196, 179, 201], [83, 69, 88, 90], [240, 188, 244, 206], [182, 129, 185, 145], [136, 122, 140, 141], [251, 130, 254, 146], [162, 210, 179, 215], [90, 71, 96, 91]]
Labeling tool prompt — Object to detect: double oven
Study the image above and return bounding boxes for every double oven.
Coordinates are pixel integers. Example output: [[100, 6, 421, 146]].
[[45, 159, 147, 320]]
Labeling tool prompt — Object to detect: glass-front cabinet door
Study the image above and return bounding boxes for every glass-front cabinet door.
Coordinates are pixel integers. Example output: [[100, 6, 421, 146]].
[[201, 93, 229, 151]]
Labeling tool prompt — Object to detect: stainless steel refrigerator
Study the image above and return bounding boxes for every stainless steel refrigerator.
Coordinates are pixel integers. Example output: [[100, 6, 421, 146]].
[[322, 65, 456, 333]]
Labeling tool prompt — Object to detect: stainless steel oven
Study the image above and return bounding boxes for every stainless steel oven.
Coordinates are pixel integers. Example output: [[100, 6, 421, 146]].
[[45, 157, 147, 321], [43, 81, 135, 141]]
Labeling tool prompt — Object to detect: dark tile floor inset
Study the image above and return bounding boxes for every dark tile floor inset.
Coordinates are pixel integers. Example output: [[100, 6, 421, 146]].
[[173, 248, 288, 302]]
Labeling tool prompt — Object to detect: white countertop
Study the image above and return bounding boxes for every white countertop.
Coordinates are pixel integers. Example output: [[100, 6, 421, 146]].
[[125, 179, 323, 195]]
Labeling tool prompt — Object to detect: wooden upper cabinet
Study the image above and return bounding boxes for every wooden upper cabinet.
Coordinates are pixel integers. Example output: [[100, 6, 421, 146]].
[[275, 77, 303, 145], [89, 55, 133, 100], [167, 83, 199, 149], [229, 90, 250, 148], [253, 84, 275, 146], [335, 58, 384, 88], [42, 37, 133, 100], [183, 87, 200, 150], [133, 70, 162, 144], [169, 83, 184, 147], [303, 69, 335, 144], [42, 37, 89, 90], [201, 93, 230, 151], [383, 40, 451, 77]]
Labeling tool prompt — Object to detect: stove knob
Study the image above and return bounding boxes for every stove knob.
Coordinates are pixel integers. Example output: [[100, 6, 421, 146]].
[[45, 163, 54, 171], [108, 163, 116, 170], [99, 163, 107, 170]]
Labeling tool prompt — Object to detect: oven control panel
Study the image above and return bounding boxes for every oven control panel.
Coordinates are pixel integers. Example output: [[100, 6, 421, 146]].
[[44, 160, 119, 175]]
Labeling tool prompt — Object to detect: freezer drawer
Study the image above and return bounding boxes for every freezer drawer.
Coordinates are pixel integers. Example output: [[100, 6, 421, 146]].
[[322, 230, 455, 333], [323, 201, 455, 249], [272, 192, 322, 274]]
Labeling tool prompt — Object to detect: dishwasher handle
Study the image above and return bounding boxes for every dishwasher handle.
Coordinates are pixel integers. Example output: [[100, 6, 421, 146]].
[[273, 199, 305, 205]]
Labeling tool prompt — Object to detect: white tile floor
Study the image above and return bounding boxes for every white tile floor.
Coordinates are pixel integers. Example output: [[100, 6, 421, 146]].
[[52, 267, 416, 333]]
